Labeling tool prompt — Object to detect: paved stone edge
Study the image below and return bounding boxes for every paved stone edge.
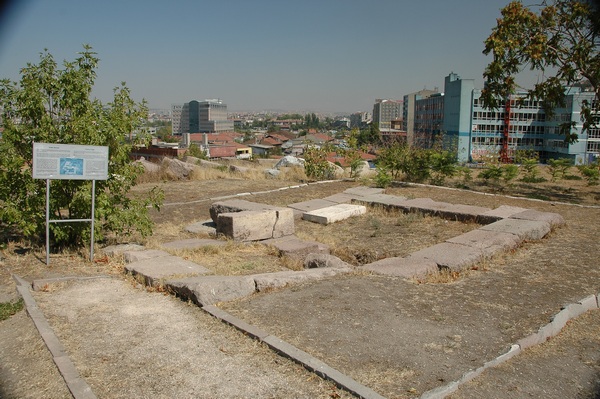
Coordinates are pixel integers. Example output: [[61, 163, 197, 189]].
[[419, 293, 600, 399], [12, 274, 98, 399], [202, 304, 386, 399]]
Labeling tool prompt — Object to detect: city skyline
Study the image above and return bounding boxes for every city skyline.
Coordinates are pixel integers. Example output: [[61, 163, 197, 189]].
[[0, 0, 536, 114]]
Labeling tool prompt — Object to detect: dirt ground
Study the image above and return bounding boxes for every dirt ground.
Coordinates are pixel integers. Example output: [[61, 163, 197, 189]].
[[1, 173, 600, 398]]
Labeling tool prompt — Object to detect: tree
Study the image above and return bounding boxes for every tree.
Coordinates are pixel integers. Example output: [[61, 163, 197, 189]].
[[482, 0, 599, 142], [0, 46, 163, 247]]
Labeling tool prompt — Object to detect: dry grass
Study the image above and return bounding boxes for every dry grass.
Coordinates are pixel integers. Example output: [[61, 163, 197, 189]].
[[295, 207, 479, 266], [159, 241, 290, 276]]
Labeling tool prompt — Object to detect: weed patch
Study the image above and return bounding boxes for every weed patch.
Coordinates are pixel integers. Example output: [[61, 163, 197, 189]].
[[0, 299, 24, 321]]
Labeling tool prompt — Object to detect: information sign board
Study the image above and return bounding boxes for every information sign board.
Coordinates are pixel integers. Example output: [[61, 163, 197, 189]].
[[33, 143, 109, 180]]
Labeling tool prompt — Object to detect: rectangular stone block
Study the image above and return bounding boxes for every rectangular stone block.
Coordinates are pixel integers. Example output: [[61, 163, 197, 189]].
[[125, 256, 211, 286], [217, 208, 294, 241], [436, 203, 491, 223], [351, 193, 409, 210], [209, 199, 291, 223], [408, 242, 484, 271], [360, 257, 438, 278], [343, 186, 385, 197], [480, 218, 551, 241], [253, 267, 352, 292], [480, 205, 529, 222], [397, 198, 439, 215], [124, 249, 170, 263], [262, 235, 330, 259], [509, 209, 565, 228], [322, 193, 357, 203], [302, 204, 366, 225], [166, 275, 256, 306], [287, 198, 337, 213], [161, 238, 226, 250], [447, 229, 520, 257]]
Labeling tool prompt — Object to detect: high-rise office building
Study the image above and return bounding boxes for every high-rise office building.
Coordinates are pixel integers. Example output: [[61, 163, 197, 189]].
[[172, 99, 234, 134]]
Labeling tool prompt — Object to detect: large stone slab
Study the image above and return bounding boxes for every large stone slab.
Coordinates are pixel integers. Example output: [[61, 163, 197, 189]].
[[217, 209, 295, 241], [302, 204, 367, 225], [125, 255, 211, 286], [446, 229, 521, 257], [263, 235, 330, 259], [509, 209, 565, 228], [360, 257, 438, 278], [123, 249, 170, 263], [303, 253, 350, 269], [480, 218, 551, 241], [408, 242, 484, 271], [322, 193, 358, 203], [185, 219, 217, 235], [479, 205, 529, 223], [209, 199, 290, 223], [102, 243, 145, 257], [166, 275, 256, 306], [436, 203, 492, 223], [253, 267, 353, 292], [395, 198, 440, 215], [287, 198, 337, 213], [287, 198, 337, 219], [351, 193, 409, 210], [343, 186, 385, 197], [161, 238, 227, 250]]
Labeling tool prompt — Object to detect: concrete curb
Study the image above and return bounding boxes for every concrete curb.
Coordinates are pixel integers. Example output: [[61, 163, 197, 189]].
[[419, 293, 600, 399], [12, 274, 98, 399], [202, 304, 386, 399]]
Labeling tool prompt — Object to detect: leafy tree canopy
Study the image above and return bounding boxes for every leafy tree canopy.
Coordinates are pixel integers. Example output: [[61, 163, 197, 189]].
[[482, 0, 600, 142], [0, 45, 163, 247]]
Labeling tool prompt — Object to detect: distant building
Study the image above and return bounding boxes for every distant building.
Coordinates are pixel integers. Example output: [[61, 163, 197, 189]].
[[372, 99, 402, 131], [172, 99, 234, 134], [403, 89, 439, 145], [404, 72, 598, 164]]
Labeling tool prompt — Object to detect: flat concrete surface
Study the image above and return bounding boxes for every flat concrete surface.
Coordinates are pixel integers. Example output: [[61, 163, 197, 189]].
[[360, 257, 438, 278]]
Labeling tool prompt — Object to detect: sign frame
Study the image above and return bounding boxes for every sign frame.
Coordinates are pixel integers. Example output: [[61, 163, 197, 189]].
[[33, 143, 109, 265]]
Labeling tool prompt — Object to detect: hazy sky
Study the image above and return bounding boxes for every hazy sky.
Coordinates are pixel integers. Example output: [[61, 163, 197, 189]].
[[0, 0, 521, 114]]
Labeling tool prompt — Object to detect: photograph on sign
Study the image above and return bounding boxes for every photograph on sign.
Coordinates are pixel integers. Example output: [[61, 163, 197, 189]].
[[60, 158, 84, 176]]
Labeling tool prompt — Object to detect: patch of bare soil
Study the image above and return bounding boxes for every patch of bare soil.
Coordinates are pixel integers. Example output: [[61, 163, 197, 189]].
[[29, 277, 352, 399]]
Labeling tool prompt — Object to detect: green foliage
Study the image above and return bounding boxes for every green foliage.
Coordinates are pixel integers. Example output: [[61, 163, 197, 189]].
[[547, 158, 573, 181], [377, 142, 408, 179], [482, 0, 599, 143], [455, 166, 473, 188], [429, 151, 457, 186], [303, 113, 321, 130], [377, 142, 457, 184], [520, 158, 546, 183], [0, 46, 163, 246], [374, 166, 392, 188], [187, 143, 208, 160], [357, 123, 381, 146], [303, 144, 335, 181], [577, 161, 600, 185], [502, 164, 520, 184], [479, 165, 504, 185], [0, 299, 24, 321]]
